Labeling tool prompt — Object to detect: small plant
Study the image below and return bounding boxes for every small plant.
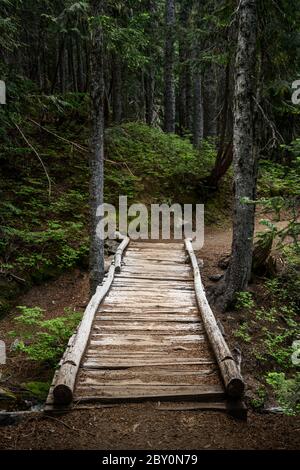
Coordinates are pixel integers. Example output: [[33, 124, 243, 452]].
[[251, 386, 267, 410], [234, 322, 252, 343], [10, 306, 82, 366], [264, 330, 294, 368], [255, 307, 277, 323], [235, 291, 255, 310], [22, 381, 51, 401], [266, 372, 300, 415]]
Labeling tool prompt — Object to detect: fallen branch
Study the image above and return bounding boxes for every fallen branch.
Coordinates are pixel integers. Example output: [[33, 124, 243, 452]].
[[28, 118, 88, 154], [0, 270, 26, 284], [105, 158, 136, 177], [14, 122, 52, 198], [44, 415, 94, 436]]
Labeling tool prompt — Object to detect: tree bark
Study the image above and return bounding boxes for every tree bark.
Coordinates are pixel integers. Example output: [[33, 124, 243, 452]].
[[89, 0, 105, 295], [145, 0, 157, 126], [203, 64, 217, 139], [164, 0, 176, 133], [178, 0, 192, 135], [112, 53, 123, 123], [145, 69, 155, 125], [193, 71, 203, 148], [215, 0, 258, 310]]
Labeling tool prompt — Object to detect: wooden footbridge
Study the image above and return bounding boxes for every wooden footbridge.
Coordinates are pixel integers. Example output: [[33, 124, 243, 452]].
[[46, 236, 246, 418]]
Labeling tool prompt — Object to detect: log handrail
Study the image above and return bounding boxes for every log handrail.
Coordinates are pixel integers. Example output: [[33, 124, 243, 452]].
[[52, 233, 130, 405], [184, 238, 245, 398]]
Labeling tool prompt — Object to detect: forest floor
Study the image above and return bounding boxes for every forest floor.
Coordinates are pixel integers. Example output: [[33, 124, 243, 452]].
[[0, 220, 299, 450]]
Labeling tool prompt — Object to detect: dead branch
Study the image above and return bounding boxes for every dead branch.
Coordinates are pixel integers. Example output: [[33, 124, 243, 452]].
[[28, 118, 88, 154], [14, 122, 52, 198]]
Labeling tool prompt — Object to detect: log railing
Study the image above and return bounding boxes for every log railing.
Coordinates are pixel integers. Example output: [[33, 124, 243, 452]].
[[185, 238, 245, 398], [52, 233, 130, 405]]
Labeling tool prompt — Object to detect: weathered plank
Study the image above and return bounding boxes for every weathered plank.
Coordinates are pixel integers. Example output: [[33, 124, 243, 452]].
[[82, 359, 216, 369], [73, 385, 226, 403]]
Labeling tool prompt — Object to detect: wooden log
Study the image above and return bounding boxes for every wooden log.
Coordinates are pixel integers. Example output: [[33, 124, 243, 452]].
[[52, 235, 130, 405], [114, 232, 130, 273], [184, 238, 245, 398]]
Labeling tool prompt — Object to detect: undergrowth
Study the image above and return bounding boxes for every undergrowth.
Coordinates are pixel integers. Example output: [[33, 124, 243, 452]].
[[9, 306, 82, 367], [0, 88, 217, 315]]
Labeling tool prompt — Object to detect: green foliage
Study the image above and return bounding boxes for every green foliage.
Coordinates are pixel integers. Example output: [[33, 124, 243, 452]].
[[234, 322, 252, 343], [263, 330, 295, 368], [100, 12, 150, 69], [266, 275, 300, 312], [0, 115, 214, 315], [105, 123, 215, 204], [255, 307, 277, 323], [250, 386, 267, 410], [258, 160, 300, 198], [266, 372, 300, 415], [22, 381, 51, 401], [235, 291, 255, 310], [10, 306, 82, 366]]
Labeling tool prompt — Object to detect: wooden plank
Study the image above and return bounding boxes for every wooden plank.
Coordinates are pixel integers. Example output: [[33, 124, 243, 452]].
[[127, 245, 184, 249], [105, 296, 196, 303], [111, 279, 194, 286], [95, 315, 201, 322], [103, 302, 197, 308], [98, 306, 198, 312], [106, 284, 192, 292], [77, 372, 220, 386], [120, 268, 191, 274], [115, 275, 192, 282], [124, 260, 186, 266], [82, 359, 216, 369], [85, 349, 212, 358], [78, 367, 217, 379], [73, 385, 226, 403], [91, 322, 203, 333], [157, 402, 227, 411], [89, 334, 205, 346]]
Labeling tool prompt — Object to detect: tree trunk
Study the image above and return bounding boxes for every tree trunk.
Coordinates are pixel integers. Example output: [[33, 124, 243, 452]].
[[203, 64, 217, 138], [215, 0, 258, 310], [164, 0, 176, 133], [112, 54, 122, 124], [145, 0, 157, 126], [89, 0, 105, 295], [76, 37, 84, 93], [193, 71, 203, 148], [145, 69, 155, 125], [206, 62, 234, 188], [178, 0, 192, 135]]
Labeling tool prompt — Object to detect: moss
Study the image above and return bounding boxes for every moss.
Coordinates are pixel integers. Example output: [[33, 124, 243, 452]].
[[22, 381, 51, 401]]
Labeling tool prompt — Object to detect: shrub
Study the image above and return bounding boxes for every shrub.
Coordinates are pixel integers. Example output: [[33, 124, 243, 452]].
[[10, 306, 82, 366], [235, 291, 255, 310], [266, 372, 300, 415]]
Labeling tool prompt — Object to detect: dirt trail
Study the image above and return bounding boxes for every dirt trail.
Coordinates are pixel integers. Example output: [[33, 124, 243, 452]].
[[0, 223, 299, 450]]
